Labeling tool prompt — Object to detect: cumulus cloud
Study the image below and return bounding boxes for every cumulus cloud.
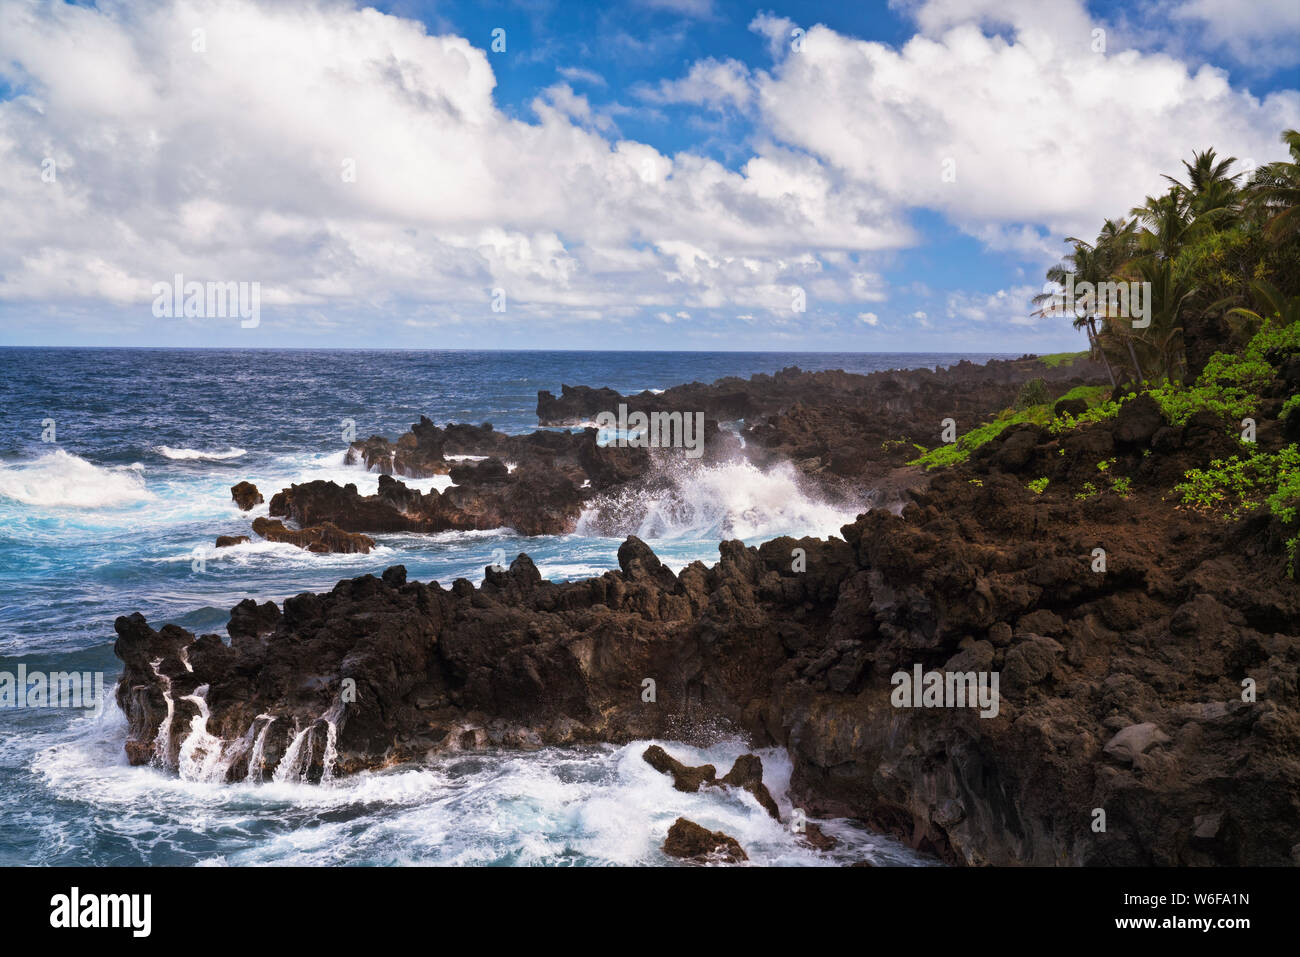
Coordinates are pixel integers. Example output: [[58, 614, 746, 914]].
[[1, 0, 1296, 345], [751, 2, 1299, 242], [636, 57, 754, 110], [0, 0, 904, 328]]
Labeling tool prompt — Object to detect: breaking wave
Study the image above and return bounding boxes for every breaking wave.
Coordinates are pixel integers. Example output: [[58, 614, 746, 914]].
[[0, 450, 153, 508], [155, 445, 247, 461], [575, 460, 863, 542]]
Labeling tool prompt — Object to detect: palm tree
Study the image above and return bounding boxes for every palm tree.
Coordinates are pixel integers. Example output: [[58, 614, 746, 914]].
[[1246, 128, 1300, 242], [1129, 257, 1197, 383], [1227, 279, 1300, 328], [1032, 219, 1141, 387], [1163, 147, 1241, 204], [1131, 187, 1190, 260]]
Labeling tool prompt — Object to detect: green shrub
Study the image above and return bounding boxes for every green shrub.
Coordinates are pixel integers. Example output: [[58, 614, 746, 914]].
[[1016, 377, 1051, 410]]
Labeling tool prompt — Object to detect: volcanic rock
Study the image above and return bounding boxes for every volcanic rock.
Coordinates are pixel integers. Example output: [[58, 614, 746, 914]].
[[231, 481, 264, 510], [663, 818, 747, 863]]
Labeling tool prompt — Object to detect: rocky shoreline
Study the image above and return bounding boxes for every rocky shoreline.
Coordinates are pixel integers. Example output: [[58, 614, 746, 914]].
[[114, 351, 1300, 865]]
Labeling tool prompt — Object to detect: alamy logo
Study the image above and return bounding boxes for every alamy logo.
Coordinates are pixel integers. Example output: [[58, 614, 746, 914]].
[[890, 664, 1000, 718], [0, 666, 104, 710], [595, 404, 705, 459], [1047, 273, 1151, 329], [50, 887, 151, 937], [151, 273, 260, 328]]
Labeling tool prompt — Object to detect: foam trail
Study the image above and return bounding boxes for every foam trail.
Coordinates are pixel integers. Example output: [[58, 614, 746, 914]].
[[149, 659, 175, 769], [155, 446, 247, 461], [245, 716, 276, 783], [319, 700, 345, 785], [272, 725, 312, 784]]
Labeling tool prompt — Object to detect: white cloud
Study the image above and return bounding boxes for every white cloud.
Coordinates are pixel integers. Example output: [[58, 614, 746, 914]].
[[557, 66, 607, 87], [637, 57, 753, 110], [535, 82, 618, 133], [751, 3, 1299, 242], [0, 0, 906, 325], [2, 0, 1296, 345], [858, 311, 879, 325], [638, 0, 715, 18], [1172, 0, 1300, 67]]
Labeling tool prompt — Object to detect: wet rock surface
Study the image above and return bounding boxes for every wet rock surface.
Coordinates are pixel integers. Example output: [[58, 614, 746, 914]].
[[250, 516, 375, 554], [230, 481, 264, 510], [663, 818, 748, 863]]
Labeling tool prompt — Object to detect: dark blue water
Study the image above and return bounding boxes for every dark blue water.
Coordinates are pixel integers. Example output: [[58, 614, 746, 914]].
[[0, 348, 997, 866]]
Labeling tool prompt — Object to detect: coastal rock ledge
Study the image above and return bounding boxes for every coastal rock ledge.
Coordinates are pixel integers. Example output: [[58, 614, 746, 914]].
[[114, 456, 1300, 865]]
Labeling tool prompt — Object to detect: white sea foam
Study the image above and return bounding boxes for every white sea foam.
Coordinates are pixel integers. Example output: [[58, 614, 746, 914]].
[[150, 539, 399, 566], [576, 460, 862, 542], [23, 699, 933, 867], [156, 446, 248, 461], [0, 450, 154, 508]]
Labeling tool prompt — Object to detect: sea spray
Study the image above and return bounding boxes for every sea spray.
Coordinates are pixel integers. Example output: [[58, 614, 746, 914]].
[[177, 685, 226, 782], [576, 460, 863, 542], [271, 698, 347, 784]]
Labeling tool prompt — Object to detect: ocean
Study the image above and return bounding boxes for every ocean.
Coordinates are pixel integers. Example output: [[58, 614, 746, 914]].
[[0, 348, 1009, 866]]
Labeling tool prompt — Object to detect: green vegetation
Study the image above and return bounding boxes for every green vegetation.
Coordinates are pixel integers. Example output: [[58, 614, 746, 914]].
[[1143, 307, 1298, 426], [1015, 377, 1050, 409], [908, 413, 1033, 469], [911, 382, 1117, 469], [1175, 445, 1300, 575], [1048, 395, 1125, 434], [1035, 351, 1087, 368], [1033, 128, 1300, 390], [1175, 445, 1300, 518], [1057, 384, 1111, 405], [910, 132, 1300, 574]]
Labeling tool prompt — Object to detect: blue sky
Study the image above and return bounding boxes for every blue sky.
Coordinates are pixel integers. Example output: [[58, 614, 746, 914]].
[[0, 0, 1297, 352]]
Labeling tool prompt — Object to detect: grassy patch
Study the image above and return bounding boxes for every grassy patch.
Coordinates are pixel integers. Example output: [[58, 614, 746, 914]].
[[909, 405, 1051, 470], [1035, 351, 1088, 368]]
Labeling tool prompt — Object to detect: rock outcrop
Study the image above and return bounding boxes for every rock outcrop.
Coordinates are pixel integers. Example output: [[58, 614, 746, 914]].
[[663, 818, 748, 863], [231, 481, 263, 510], [251, 516, 375, 554]]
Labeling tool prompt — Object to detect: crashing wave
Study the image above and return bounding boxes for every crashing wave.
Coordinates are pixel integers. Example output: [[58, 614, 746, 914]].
[[575, 460, 863, 542], [0, 450, 152, 508]]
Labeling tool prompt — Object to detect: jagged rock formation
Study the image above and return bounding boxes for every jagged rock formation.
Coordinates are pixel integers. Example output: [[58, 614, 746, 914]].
[[538, 357, 1108, 481], [114, 352, 1300, 866]]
